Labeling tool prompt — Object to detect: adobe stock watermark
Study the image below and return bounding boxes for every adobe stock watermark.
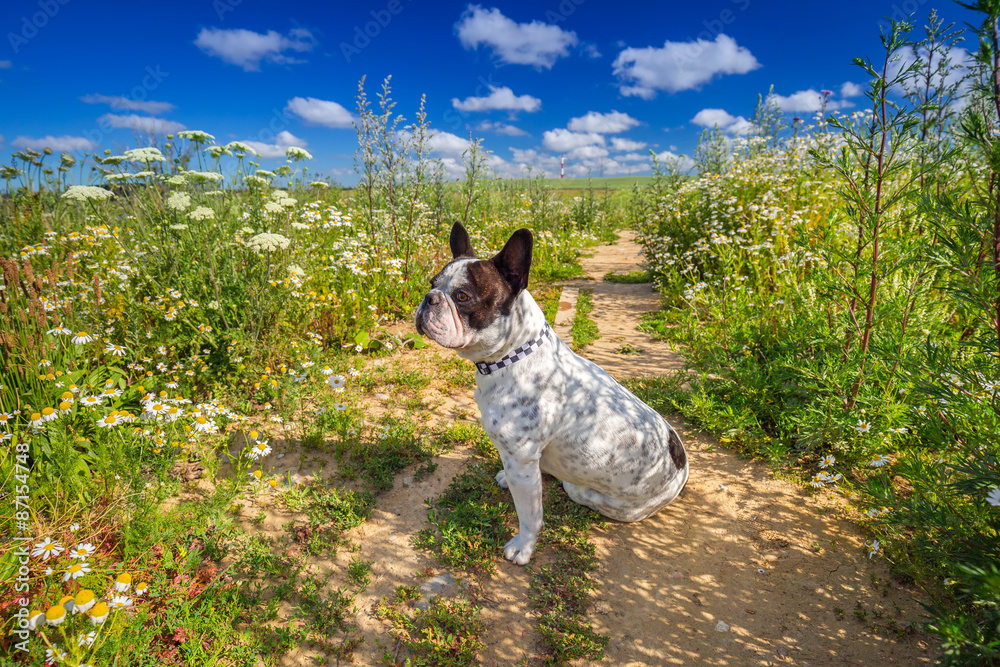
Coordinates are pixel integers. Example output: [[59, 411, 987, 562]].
[[541, 0, 586, 24], [7, 0, 71, 54], [340, 0, 414, 64], [246, 106, 295, 148], [212, 0, 242, 21], [81, 65, 170, 146], [10, 437, 33, 653]]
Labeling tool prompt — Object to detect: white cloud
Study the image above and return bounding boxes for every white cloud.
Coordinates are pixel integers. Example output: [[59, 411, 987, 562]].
[[656, 150, 696, 172], [477, 121, 528, 136], [0, 60, 12, 68], [567, 145, 609, 160], [244, 130, 308, 159], [613, 34, 760, 98], [285, 96, 353, 128], [81, 94, 176, 115], [609, 137, 647, 152], [427, 130, 472, 157], [691, 108, 738, 128], [452, 85, 541, 113], [541, 128, 605, 152], [767, 89, 852, 113], [840, 81, 863, 98], [100, 114, 186, 134], [13, 135, 98, 152], [194, 27, 315, 72], [455, 5, 577, 69], [617, 151, 652, 162], [691, 108, 752, 135], [567, 110, 640, 134]]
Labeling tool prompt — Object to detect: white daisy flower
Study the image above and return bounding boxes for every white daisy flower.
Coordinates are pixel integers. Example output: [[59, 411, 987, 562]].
[[73, 590, 96, 614], [987, 487, 1000, 507], [63, 561, 91, 581], [108, 595, 132, 611], [248, 440, 272, 459], [32, 538, 64, 560], [114, 572, 132, 592], [192, 415, 216, 433], [853, 420, 871, 434], [870, 454, 891, 468], [71, 331, 95, 344], [96, 414, 120, 428], [68, 543, 95, 560]]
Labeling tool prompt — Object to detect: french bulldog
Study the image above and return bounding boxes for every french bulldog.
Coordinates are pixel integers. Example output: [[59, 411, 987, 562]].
[[414, 223, 689, 565]]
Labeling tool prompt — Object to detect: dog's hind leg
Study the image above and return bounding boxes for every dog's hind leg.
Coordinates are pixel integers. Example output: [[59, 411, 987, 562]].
[[562, 480, 675, 522]]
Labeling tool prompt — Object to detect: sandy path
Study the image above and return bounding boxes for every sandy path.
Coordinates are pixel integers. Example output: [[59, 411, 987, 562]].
[[559, 231, 935, 665]]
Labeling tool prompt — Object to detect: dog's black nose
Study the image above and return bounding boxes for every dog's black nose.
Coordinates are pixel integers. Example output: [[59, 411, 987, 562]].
[[424, 291, 443, 306]]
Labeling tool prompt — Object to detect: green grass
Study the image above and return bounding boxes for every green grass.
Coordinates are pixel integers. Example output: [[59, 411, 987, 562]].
[[604, 269, 652, 284], [415, 438, 609, 665], [571, 289, 600, 351], [375, 591, 485, 666], [539, 176, 657, 190]]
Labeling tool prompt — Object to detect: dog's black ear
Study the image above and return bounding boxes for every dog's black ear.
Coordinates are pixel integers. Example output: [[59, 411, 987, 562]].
[[450, 222, 476, 258], [492, 228, 533, 294]]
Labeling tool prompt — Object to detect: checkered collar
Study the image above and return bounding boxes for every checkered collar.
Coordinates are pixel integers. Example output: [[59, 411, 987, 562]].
[[475, 323, 551, 376]]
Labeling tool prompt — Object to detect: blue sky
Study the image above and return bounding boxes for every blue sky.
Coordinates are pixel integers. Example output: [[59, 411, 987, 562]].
[[0, 0, 981, 183]]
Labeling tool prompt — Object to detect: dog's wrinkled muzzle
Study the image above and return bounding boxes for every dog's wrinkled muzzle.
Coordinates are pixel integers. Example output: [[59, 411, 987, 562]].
[[414, 291, 445, 337]]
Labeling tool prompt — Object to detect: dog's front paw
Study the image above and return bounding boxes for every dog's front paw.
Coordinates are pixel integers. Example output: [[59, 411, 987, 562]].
[[494, 469, 508, 489], [503, 533, 536, 565]]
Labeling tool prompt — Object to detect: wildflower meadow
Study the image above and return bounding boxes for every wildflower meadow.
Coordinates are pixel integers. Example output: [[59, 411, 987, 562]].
[[1, 5, 1000, 666]]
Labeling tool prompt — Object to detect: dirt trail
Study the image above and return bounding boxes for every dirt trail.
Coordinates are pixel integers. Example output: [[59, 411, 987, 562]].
[[255, 232, 936, 666], [557, 232, 935, 666]]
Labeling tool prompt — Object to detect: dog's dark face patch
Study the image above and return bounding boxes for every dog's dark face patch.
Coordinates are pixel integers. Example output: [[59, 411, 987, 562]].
[[429, 258, 514, 332]]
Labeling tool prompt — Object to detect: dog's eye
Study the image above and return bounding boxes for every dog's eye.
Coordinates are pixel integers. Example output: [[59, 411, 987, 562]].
[[455, 291, 470, 303]]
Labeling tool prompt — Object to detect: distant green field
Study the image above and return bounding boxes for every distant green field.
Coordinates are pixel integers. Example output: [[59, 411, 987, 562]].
[[529, 175, 656, 190]]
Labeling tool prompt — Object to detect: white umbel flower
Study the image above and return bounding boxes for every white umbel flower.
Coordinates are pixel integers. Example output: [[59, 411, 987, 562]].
[[166, 192, 191, 211], [286, 146, 312, 160], [62, 186, 113, 202], [246, 232, 291, 252], [188, 206, 215, 221], [123, 147, 166, 163]]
